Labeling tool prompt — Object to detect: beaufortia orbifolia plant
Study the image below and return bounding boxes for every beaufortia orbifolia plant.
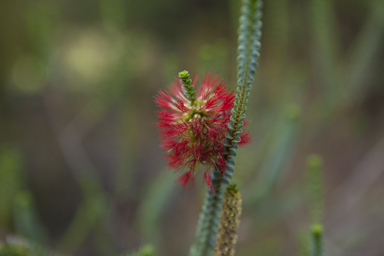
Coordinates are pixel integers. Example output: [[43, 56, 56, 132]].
[[154, 0, 263, 255], [155, 71, 250, 192], [154, 0, 328, 255]]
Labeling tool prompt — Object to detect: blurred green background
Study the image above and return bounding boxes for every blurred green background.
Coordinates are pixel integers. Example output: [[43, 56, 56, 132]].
[[0, 0, 383, 255]]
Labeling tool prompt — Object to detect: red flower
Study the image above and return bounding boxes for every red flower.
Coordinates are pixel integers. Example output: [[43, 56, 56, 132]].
[[155, 72, 250, 191]]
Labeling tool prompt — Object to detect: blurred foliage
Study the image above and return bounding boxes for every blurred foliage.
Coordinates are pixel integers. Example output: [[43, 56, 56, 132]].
[[0, 236, 63, 256], [0, 0, 383, 255], [137, 171, 177, 251], [13, 191, 47, 243], [0, 149, 23, 228], [307, 155, 325, 256], [123, 245, 154, 256]]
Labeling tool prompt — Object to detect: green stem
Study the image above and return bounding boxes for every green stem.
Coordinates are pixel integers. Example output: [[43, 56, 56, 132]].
[[190, 1, 263, 255], [307, 154, 323, 224], [309, 0, 340, 104], [309, 224, 324, 256], [345, 0, 384, 103], [247, 105, 300, 204], [307, 155, 324, 256], [214, 184, 242, 256], [179, 70, 196, 104]]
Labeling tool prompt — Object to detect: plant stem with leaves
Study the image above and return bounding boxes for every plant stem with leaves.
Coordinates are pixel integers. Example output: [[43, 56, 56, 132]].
[[189, 0, 263, 255]]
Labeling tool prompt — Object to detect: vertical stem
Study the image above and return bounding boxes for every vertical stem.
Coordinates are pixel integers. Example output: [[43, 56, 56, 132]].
[[309, 0, 340, 104], [307, 155, 324, 256], [309, 224, 324, 256], [179, 70, 196, 105], [307, 155, 323, 224], [214, 185, 242, 256], [189, 1, 263, 255]]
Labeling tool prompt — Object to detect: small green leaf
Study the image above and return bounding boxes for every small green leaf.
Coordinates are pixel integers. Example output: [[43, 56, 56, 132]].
[[232, 136, 241, 143], [225, 131, 234, 139]]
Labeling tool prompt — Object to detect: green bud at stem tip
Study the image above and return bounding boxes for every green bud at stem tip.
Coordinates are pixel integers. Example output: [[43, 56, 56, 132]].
[[178, 70, 190, 80], [312, 224, 323, 236]]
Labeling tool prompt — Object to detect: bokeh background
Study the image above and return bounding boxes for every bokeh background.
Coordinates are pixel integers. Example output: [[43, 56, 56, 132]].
[[0, 0, 384, 255]]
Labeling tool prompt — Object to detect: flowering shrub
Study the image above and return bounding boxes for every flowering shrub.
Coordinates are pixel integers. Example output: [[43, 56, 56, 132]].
[[155, 71, 250, 191]]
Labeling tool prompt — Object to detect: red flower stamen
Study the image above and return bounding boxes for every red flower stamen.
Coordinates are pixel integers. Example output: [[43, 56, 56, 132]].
[[155, 71, 250, 191]]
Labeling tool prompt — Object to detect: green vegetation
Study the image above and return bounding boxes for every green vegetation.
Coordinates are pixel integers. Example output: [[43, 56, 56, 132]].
[[0, 0, 382, 255]]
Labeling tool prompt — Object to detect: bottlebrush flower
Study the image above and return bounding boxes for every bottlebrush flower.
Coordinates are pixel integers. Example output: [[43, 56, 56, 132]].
[[155, 71, 250, 191]]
